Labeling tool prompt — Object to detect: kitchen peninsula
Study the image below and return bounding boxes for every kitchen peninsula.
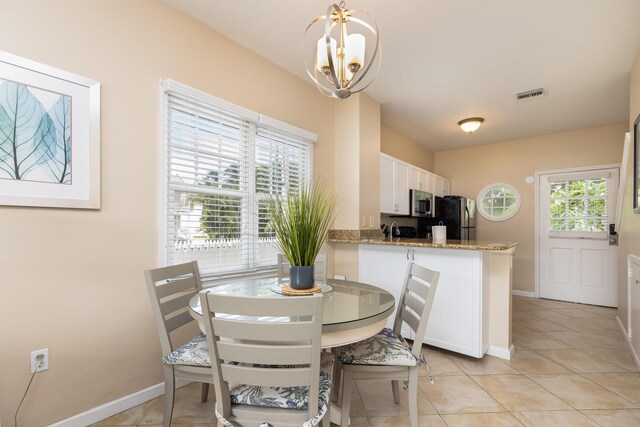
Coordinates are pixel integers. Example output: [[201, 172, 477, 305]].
[[329, 234, 517, 360]]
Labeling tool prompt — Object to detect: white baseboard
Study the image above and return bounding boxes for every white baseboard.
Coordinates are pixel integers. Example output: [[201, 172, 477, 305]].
[[512, 290, 535, 298], [486, 344, 515, 361], [617, 315, 640, 372], [48, 379, 190, 427]]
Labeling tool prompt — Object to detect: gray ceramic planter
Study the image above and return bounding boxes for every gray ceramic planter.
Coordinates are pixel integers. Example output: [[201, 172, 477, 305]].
[[289, 265, 315, 289]]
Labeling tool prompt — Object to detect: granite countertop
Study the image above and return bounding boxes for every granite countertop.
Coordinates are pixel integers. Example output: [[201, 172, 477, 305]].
[[328, 236, 518, 251]]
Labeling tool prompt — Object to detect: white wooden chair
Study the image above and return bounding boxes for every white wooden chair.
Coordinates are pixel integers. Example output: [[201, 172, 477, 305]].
[[337, 262, 439, 427], [200, 291, 333, 427], [145, 261, 213, 427], [277, 253, 328, 283]]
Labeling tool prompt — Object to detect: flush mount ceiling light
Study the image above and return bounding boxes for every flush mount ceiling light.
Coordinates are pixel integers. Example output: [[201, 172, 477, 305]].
[[302, 1, 381, 100], [458, 117, 484, 134]]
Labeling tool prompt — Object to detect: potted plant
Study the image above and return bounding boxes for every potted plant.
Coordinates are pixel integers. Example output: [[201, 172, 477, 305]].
[[267, 182, 335, 289]]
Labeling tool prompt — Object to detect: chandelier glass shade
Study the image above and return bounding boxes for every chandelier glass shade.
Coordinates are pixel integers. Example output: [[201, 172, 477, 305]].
[[303, 2, 381, 100]]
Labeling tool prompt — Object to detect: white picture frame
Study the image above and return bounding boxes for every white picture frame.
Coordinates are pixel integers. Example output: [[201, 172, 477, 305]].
[[0, 51, 100, 209]]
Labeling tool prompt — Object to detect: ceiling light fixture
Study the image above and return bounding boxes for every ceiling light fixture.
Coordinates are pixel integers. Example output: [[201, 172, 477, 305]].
[[303, 1, 381, 100], [458, 117, 484, 134]]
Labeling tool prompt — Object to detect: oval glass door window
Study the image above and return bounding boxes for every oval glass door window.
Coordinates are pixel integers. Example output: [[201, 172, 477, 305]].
[[477, 183, 521, 221]]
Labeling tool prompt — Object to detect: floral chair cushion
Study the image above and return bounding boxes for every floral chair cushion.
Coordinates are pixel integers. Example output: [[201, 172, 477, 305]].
[[338, 328, 426, 367], [216, 352, 334, 427], [162, 332, 210, 367]]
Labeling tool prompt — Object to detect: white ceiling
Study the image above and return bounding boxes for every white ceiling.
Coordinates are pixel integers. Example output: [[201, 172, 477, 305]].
[[163, 0, 640, 152]]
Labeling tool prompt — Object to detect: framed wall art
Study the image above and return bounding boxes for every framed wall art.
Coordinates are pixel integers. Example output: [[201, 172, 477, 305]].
[[0, 51, 100, 209]]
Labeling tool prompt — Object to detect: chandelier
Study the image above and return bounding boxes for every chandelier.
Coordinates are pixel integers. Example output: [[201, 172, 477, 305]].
[[303, 2, 381, 100]]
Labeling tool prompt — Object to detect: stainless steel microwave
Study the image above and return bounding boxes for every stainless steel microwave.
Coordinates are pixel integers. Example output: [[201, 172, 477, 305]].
[[410, 189, 433, 217]]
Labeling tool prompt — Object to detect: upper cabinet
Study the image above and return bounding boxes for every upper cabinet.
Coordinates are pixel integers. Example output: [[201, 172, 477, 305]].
[[380, 154, 410, 215], [380, 154, 449, 214]]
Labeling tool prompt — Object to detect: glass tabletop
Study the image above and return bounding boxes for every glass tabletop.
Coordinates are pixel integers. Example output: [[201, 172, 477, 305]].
[[189, 277, 395, 333]]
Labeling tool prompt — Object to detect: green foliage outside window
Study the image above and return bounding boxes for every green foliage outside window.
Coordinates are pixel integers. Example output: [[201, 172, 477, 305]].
[[549, 179, 607, 232]]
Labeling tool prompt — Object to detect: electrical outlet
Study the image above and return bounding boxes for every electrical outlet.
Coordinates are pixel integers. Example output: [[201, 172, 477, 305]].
[[30, 348, 48, 373]]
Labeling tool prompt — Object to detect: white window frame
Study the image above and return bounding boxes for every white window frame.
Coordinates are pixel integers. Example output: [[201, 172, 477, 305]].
[[476, 182, 521, 221], [159, 79, 316, 279]]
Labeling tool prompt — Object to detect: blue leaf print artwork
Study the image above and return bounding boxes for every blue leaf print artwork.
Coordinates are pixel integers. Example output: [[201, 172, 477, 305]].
[[0, 79, 71, 184]]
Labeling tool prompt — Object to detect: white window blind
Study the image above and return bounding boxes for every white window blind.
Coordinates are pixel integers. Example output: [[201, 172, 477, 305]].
[[162, 80, 314, 277]]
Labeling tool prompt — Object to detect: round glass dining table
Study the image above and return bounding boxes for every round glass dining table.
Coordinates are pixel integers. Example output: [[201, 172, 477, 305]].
[[188, 277, 395, 348]]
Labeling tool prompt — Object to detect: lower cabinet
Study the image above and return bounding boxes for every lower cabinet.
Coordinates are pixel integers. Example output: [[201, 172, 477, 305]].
[[359, 245, 489, 357]]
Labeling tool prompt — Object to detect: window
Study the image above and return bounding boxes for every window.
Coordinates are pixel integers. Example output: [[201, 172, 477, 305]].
[[162, 80, 315, 277], [477, 183, 521, 221], [548, 176, 608, 235]]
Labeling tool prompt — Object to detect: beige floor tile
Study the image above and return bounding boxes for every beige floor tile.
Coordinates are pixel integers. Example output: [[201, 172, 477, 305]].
[[527, 374, 638, 410], [544, 331, 627, 349], [536, 349, 633, 373], [138, 383, 215, 425], [347, 417, 371, 427], [418, 376, 505, 414], [512, 331, 572, 350], [421, 348, 466, 376], [506, 348, 572, 375], [560, 317, 620, 333], [529, 299, 578, 309], [582, 348, 638, 372], [528, 309, 573, 320], [511, 410, 599, 426], [90, 398, 157, 426], [581, 409, 640, 426], [356, 379, 437, 417], [515, 318, 573, 333], [440, 412, 523, 426], [346, 384, 368, 418], [447, 354, 519, 375], [582, 373, 640, 406], [471, 375, 571, 411], [368, 415, 446, 426], [550, 308, 605, 319], [512, 322, 535, 336]]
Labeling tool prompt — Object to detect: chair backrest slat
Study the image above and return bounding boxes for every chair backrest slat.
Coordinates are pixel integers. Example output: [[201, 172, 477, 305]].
[[156, 276, 198, 299], [210, 294, 318, 317], [393, 262, 440, 359], [212, 318, 315, 342], [201, 290, 324, 421], [403, 292, 424, 315], [145, 261, 202, 356], [221, 365, 313, 387], [160, 292, 196, 317], [217, 342, 313, 365]]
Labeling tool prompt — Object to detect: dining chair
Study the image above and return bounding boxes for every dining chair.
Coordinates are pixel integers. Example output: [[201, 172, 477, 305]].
[[337, 262, 440, 427], [144, 261, 213, 427], [199, 290, 333, 427], [277, 253, 328, 283]]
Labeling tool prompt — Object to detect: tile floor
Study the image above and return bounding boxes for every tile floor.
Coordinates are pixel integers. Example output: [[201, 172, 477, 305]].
[[92, 296, 640, 426]]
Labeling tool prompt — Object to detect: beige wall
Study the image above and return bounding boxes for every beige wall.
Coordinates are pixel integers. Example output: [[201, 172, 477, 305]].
[[618, 48, 640, 337], [435, 123, 627, 293], [0, 1, 336, 425], [381, 125, 435, 171]]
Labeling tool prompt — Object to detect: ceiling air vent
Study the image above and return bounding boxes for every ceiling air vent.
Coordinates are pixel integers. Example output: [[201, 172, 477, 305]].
[[516, 87, 547, 101]]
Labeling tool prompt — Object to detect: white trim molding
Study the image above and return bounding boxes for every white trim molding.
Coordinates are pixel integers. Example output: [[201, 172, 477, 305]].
[[486, 344, 515, 360], [512, 290, 535, 298], [48, 379, 190, 427], [617, 315, 640, 372]]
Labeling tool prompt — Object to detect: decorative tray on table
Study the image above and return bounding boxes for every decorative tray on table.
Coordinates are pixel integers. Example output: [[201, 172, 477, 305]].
[[271, 282, 333, 296]]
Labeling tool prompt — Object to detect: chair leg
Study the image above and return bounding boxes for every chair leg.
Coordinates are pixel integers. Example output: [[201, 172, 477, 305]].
[[340, 368, 354, 427], [201, 382, 209, 402], [408, 368, 419, 427], [162, 366, 175, 427], [391, 380, 400, 404], [332, 351, 342, 403]]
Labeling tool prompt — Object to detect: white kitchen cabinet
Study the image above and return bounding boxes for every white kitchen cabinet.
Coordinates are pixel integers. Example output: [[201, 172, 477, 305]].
[[359, 244, 489, 358], [410, 167, 429, 192], [380, 154, 410, 215], [432, 174, 451, 197]]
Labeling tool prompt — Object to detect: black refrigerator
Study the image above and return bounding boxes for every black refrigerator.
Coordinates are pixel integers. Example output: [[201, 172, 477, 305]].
[[435, 195, 476, 240]]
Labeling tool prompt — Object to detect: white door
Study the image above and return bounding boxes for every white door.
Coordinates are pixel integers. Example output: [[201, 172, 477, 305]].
[[539, 167, 619, 306]]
